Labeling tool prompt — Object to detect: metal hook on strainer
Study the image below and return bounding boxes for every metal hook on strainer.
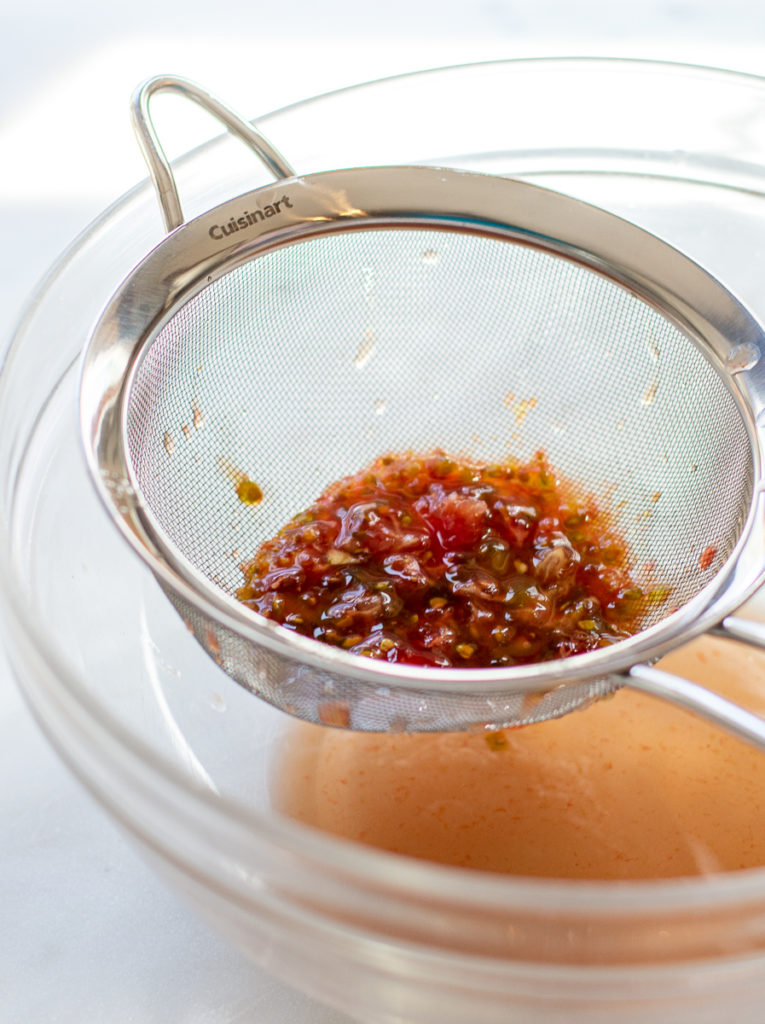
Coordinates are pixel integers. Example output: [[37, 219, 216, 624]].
[[80, 74, 765, 740]]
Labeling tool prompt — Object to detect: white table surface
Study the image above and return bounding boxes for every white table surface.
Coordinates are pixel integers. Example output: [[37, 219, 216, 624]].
[[5, 2, 765, 1020]]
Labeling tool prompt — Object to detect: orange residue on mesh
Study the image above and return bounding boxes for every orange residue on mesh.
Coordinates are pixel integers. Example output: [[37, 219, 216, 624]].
[[218, 457, 263, 505], [699, 545, 718, 571], [236, 478, 263, 505], [503, 393, 538, 426]]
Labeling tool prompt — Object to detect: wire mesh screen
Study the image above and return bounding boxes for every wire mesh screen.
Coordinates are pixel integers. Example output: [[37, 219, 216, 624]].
[[126, 226, 753, 635]]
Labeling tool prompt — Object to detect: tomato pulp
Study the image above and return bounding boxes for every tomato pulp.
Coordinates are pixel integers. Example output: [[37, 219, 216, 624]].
[[237, 452, 644, 668]]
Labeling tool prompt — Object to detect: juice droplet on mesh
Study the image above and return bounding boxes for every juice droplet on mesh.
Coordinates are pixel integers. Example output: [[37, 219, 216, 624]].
[[205, 628, 221, 658], [318, 700, 351, 728], [163, 431, 175, 455], [354, 330, 377, 368], [641, 379, 658, 405], [237, 478, 263, 505]]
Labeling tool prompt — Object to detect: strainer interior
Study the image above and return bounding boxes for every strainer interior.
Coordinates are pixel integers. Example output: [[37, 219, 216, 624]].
[[127, 226, 751, 614]]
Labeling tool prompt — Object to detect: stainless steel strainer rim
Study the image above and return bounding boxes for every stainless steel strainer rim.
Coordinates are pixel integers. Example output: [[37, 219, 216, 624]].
[[80, 75, 765, 737]]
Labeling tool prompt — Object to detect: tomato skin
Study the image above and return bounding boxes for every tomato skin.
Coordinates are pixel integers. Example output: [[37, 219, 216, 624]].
[[237, 452, 645, 668], [335, 500, 431, 556], [415, 487, 489, 551], [496, 505, 537, 549]]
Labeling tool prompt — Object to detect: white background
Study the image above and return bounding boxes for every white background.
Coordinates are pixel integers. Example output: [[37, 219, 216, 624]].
[[4, 2, 765, 1020]]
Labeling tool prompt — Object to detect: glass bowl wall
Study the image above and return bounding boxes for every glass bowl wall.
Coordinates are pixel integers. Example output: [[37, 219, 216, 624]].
[[6, 60, 765, 1022]]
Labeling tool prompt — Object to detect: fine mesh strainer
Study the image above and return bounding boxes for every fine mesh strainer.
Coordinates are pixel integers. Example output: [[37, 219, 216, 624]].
[[80, 74, 765, 739]]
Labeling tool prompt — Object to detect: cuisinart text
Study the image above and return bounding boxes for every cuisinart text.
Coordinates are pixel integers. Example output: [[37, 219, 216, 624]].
[[208, 194, 294, 239]]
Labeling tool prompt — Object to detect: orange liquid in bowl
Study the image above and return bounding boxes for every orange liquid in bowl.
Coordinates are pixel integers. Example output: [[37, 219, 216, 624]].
[[273, 635, 765, 879]]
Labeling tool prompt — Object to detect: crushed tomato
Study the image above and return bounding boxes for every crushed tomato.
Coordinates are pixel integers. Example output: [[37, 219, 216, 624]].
[[236, 451, 644, 668]]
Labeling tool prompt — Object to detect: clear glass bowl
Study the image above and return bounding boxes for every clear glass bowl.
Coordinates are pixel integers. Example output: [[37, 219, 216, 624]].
[[5, 58, 765, 1022]]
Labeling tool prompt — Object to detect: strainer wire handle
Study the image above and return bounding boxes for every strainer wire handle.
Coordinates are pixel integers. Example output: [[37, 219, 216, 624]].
[[131, 74, 297, 233], [711, 614, 765, 650], [627, 631, 765, 751]]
